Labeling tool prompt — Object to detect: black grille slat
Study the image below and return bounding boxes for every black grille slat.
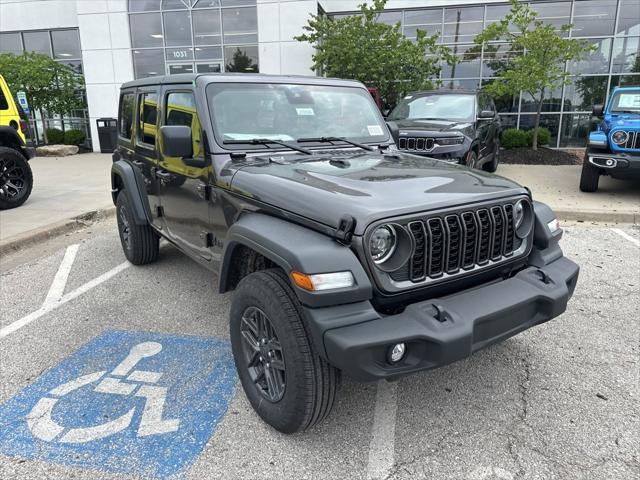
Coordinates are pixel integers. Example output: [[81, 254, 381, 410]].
[[503, 204, 515, 255], [490, 206, 506, 260], [476, 209, 492, 264], [408, 221, 427, 281], [619, 131, 640, 150], [427, 218, 445, 277], [445, 215, 462, 273], [461, 212, 478, 269]]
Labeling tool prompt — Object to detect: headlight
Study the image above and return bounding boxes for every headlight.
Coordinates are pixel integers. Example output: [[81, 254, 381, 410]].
[[514, 199, 533, 239], [436, 136, 464, 146], [611, 130, 628, 145], [370, 225, 397, 264]]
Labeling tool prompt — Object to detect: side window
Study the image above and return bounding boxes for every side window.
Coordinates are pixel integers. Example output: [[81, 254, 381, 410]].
[[0, 86, 9, 111], [138, 92, 158, 147], [118, 92, 135, 140], [166, 91, 202, 157]]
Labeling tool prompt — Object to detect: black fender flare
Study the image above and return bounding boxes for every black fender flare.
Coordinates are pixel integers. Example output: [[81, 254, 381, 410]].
[[111, 160, 151, 225], [528, 200, 564, 267], [219, 213, 372, 308]]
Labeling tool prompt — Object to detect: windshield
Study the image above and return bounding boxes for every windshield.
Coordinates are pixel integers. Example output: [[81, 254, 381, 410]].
[[610, 91, 640, 114], [389, 93, 475, 122], [206, 83, 388, 148]]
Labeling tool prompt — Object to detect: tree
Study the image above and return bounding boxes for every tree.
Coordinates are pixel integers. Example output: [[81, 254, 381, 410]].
[[474, 0, 592, 149], [0, 51, 84, 142], [225, 48, 258, 73], [295, 0, 455, 109]]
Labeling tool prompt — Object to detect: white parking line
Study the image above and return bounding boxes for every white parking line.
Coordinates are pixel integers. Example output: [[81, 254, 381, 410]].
[[611, 228, 640, 247], [0, 254, 130, 340], [366, 380, 398, 480], [42, 244, 79, 308]]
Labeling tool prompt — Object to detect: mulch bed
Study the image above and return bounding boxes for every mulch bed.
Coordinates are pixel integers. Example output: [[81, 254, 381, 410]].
[[500, 147, 584, 166]]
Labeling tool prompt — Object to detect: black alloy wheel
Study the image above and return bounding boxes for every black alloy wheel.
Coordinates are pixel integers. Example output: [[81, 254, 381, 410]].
[[240, 306, 286, 402], [0, 147, 33, 210]]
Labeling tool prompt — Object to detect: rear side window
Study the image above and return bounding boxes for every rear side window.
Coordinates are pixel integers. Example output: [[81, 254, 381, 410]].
[[118, 92, 135, 139], [138, 92, 158, 147], [0, 87, 9, 111]]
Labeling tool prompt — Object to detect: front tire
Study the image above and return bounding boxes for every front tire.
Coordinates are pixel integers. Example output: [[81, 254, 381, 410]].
[[482, 141, 500, 173], [579, 154, 600, 192], [230, 269, 340, 433], [466, 149, 478, 169], [0, 147, 33, 210], [116, 191, 159, 264]]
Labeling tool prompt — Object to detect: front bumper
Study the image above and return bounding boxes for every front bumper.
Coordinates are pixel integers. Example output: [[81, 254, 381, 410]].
[[588, 151, 640, 178], [309, 255, 579, 381]]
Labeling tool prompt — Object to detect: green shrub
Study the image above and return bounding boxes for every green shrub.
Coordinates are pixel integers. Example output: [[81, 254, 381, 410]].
[[501, 128, 528, 149], [46, 128, 64, 144], [64, 129, 86, 146], [526, 127, 551, 147]]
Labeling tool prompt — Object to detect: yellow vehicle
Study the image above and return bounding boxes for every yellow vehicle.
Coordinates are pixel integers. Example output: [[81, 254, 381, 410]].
[[0, 74, 34, 209]]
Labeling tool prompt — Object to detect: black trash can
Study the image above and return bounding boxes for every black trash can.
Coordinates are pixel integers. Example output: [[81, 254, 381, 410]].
[[97, 118, 118, 153]]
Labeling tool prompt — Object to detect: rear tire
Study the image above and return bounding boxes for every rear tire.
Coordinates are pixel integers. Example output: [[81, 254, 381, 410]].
[[116, 191, 159, 265], [230, 268, 340, 433], [579, 154, 600, 192], [0, 147, 33, 210]]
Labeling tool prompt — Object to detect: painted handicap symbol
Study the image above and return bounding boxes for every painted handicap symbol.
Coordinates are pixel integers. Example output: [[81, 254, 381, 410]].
[[26, 341, 180, 443]]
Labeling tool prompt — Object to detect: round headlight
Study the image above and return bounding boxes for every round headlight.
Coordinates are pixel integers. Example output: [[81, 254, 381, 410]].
[[370, 225, 397, 264], [611, 130, 628, 145], [514, 200, 533, 239]]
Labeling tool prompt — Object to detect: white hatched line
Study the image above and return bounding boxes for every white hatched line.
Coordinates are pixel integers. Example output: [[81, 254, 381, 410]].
[[42, 244, 79, 308], [366, 380, 399, 480], [611, 228, 640, 247], [0, 260, 130, 340]]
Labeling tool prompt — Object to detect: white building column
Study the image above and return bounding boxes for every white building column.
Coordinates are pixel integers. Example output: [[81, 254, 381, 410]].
[[76, 0, 134, 152], [257, 0, 317, 75]]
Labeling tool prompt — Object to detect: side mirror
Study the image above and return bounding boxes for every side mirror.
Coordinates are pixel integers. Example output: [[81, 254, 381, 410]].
[[160, 125, 193, 158], [478, 110, 495, 120], [386, 121, 399, 144], [592, 104, 604, 118]]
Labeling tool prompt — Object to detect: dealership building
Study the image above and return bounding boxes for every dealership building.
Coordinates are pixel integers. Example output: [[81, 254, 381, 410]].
[[0, 0, 638, 151]]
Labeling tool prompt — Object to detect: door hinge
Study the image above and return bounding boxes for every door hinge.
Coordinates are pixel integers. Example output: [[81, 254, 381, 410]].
[[200, 231, 214, 248], [197, 183, 215, 201], [335, 215, 356, 245], [156, 206, 164, 218]]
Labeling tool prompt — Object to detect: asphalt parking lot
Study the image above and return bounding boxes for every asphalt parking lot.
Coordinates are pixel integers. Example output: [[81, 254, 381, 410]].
[[0, 219, 638, 480]]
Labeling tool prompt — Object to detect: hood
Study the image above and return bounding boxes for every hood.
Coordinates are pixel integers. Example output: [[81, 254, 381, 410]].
[[390, 118, 473, 134], [229, 151, 526, 235], [604, 115, 640, 130]]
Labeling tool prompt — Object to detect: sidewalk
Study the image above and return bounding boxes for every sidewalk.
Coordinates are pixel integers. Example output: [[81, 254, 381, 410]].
[[1, 155, 638, 251], [498, 164, 639, 223], [0, 153, 113, 246]]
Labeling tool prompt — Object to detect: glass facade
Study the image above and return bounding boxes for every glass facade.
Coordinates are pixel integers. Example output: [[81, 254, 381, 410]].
[[0, 28, 88, 146], [332, 0, 640, 148], [128, 0, 258, 78]]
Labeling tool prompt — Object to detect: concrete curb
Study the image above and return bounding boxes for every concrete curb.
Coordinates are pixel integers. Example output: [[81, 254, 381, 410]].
[[555, 209, 638, 224], [0, 206, 116, 257]]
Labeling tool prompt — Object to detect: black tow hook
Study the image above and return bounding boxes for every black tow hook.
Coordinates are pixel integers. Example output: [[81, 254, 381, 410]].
[[535, 269, 552, 284]]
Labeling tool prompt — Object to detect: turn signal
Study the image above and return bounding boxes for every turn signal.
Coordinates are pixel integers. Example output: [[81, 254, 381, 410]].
[[290, 271, 354, 292]]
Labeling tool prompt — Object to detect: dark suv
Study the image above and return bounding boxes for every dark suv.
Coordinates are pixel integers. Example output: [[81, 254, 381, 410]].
[[112, 74, 579, 434], [387, 90, 501, 172]]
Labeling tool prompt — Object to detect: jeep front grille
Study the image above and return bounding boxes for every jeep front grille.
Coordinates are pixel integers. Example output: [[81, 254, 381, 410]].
[[398, 136, 434, 151], [621, 131, 640, 150], [389, 201, 526, 285]]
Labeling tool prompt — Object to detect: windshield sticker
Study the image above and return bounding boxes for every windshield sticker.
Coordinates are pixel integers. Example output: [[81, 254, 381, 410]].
[[367, 125, 384, 136], [617, 94, 640, 109], [223, 133, 295, 141], [296, 107, 315, 116]]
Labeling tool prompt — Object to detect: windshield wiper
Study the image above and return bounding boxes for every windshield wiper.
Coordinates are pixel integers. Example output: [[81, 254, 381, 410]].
[[612, 110, 639, 115], [297, 136, 374, 151], [223, 138, 311, 155]]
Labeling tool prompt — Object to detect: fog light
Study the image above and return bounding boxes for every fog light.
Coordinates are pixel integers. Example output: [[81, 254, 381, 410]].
[[388, 343, 406, 363]]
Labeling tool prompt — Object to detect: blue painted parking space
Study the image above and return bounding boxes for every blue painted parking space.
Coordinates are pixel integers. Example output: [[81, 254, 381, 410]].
[[0, 330, 237, 478]]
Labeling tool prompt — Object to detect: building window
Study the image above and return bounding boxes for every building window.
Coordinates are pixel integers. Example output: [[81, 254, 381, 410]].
[[22, 31, 52, 55], [128, 0, 258, 77], [571, 0, 617, 37], [0, 33, 22, 55]]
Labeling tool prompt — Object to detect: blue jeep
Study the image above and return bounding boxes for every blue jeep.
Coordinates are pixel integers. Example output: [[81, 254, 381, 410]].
[[581, 86, 640, 192]]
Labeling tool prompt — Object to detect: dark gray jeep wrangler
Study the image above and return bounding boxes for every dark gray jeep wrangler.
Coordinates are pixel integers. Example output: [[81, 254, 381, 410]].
[[111, 74, 579, 433]]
